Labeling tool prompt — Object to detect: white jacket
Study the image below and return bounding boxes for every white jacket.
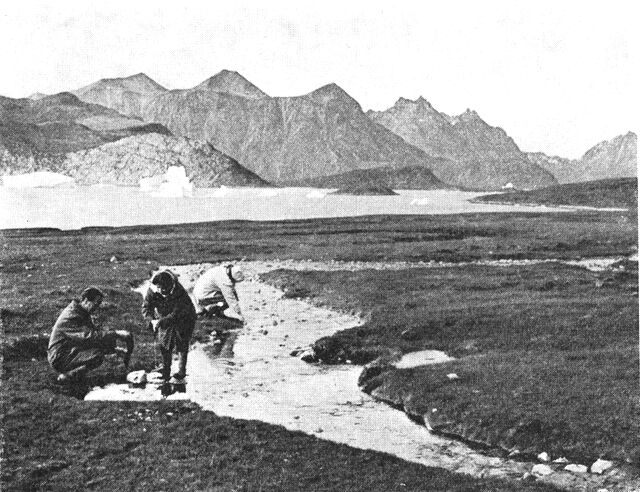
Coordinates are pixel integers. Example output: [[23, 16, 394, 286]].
[[193, 265, 242, 319]]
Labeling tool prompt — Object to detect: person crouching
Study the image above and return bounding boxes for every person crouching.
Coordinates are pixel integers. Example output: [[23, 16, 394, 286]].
[[193, 264, 245, 323], [142, 270, 196, 383], [48, 287, 134, 383]]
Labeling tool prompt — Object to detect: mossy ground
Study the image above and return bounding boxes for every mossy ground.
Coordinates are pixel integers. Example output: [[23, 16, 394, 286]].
[[2, 209, 635, 490]]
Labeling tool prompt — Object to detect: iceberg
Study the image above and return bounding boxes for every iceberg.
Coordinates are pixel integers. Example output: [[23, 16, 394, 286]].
[[2, 171, 75, 188], [410, 198, 430, 205], [209, 185, 233, 197], [142, 166, 194, 197], [306, 190, 326, 199]]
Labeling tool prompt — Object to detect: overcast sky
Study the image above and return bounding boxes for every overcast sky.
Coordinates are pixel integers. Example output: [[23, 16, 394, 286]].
[[1, 0, 636, 158]]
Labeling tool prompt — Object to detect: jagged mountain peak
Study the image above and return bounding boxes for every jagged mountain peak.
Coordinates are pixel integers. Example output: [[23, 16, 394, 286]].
[[394, 96, 435, 110], [195, 70, 267, 98]]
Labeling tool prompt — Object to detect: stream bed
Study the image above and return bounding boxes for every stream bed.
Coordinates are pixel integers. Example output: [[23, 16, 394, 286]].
[[86, 259, 635, 488]]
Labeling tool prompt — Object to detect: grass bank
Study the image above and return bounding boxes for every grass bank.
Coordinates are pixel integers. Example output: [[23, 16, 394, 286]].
[[475, 177, 638, 210], [261, 261, 639, 466]]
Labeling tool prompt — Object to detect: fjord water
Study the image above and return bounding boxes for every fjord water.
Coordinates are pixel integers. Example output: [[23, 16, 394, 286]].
[[0, 185, 566, 229]]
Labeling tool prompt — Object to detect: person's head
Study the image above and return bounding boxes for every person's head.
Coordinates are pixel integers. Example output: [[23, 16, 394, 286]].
[[151, 271, 175, 297], [79, 286, 104, 313], [229, 265, 245, 283]]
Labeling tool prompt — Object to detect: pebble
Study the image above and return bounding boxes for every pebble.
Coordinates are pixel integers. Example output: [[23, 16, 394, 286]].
[[590, 459, 613, 474], [537, 452, 550, 462], [532, 464, 553, 476], [552, 457, 569, 464], [564, 464, 588, 473]]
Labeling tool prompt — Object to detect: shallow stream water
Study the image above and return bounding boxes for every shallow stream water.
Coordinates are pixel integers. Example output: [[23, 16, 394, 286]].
[[87, 257, 635, 482]]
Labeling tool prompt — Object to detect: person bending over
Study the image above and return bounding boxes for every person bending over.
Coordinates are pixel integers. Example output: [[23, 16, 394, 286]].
[[193, 264, 245, 323], [142, 270, 196, 382], [48, 287, 133, 383]]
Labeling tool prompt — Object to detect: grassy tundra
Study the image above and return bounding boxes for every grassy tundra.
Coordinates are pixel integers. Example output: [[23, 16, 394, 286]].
[[1, 205, 636, 490]]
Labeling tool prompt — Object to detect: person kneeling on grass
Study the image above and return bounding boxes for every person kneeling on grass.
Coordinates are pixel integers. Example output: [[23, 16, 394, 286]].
[[48, 287, 134, 384], [142, 270, 196, 383], [192, 264, 245, 323]]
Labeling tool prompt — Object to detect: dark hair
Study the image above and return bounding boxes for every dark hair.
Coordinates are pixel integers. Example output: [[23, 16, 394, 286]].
[[81, 286, 105, 302], [152, 271, 174, 290]]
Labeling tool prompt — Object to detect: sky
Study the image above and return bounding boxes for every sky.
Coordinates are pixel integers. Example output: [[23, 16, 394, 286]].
[[0, 0, 637, 159]]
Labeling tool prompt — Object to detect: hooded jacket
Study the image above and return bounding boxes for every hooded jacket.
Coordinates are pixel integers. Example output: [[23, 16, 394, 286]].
[[141, 270, 196, 330]]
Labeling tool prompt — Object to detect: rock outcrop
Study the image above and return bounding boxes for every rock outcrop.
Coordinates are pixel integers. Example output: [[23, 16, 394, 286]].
[[40, 133, 269, 186], [367, 97, 557, 190], [0, 92, 169, 163]]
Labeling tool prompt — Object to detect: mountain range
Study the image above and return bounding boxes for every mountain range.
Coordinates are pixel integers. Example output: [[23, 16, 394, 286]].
[[367, 97, 557, 190], [0, 92, 265, 187], [1, 70, 636, 190], [137, 73, 453, 184]]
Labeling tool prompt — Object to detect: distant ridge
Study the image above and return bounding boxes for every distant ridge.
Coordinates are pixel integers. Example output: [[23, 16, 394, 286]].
[[293, 165, 450, 190], [367, 97, 556, 190], [528, 132, 637, 183], [73, 73, 168, 118]]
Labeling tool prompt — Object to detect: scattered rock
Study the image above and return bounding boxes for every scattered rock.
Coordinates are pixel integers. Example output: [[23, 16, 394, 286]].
[[552, 457, 569, 464], [126, 370, 147, 385], [532, 464, 553, 476], [537, 452, 550, 462], [300, 349, 317, 363], [110, 255, 118, 263], [564, 464, 588, 473], [259, 329, 269, 335], [400, 328, 420, 341], [272, 320, 278, 326], [590, 459, 613, 474], [446, 373, 459, 380]]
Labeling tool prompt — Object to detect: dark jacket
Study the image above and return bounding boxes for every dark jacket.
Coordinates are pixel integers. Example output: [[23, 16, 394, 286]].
[[141, 272, 196, 331], [48, 300, 116, 365]]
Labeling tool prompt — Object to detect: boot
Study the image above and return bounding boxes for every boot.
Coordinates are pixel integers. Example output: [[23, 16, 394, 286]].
[[172, 351, 188, 381]]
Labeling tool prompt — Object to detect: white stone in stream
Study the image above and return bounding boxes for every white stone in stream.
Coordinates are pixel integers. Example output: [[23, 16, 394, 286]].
[[564, 464, 588, 473], [126, 370, 147, 385], [532, 464, 554, 476], [590, 459, 613, 474], [537, 452, 550, 462]]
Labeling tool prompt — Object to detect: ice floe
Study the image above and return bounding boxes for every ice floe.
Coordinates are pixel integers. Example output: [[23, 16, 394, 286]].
[[2, 171, 75, 188]]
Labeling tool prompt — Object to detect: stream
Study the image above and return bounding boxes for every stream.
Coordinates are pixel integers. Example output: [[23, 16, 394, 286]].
[[85, 258, 635, 486]]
